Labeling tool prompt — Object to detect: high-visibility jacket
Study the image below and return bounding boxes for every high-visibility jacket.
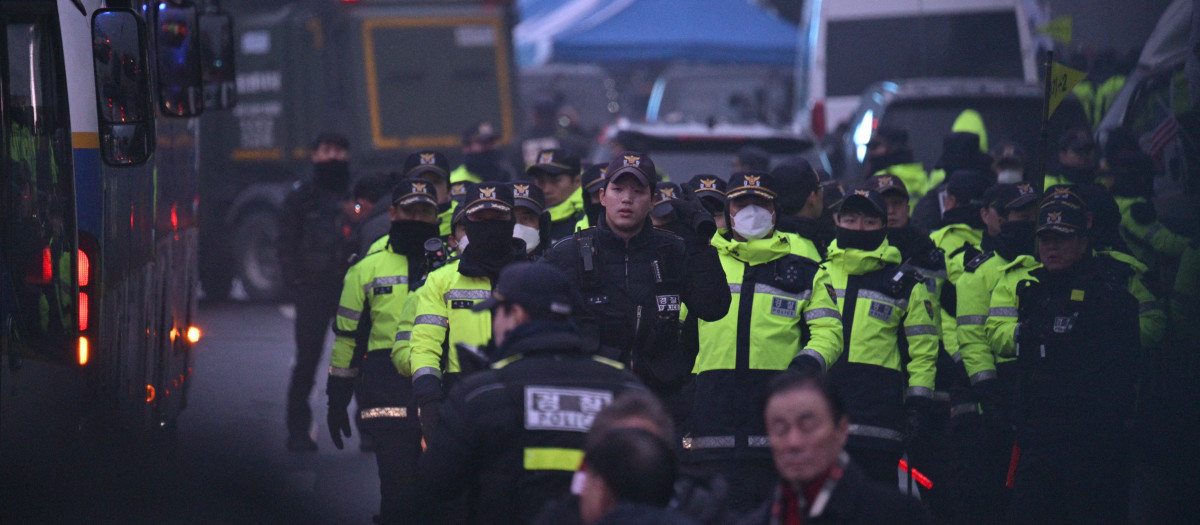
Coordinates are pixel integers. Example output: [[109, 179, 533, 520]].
[[1114, 195, 1191, 266], [437, 200, 458, 238], [876, 162, 929, 202], [822, 239, 940, 449], [449, 165, 483, 197], [778, 231, 823, 261], [1073, 80, 1097, 128], [1094, 75, 1125, 126], [1096, 249, 1166, 349], [956, 250, 1017, 386], [408, 259, 494, 403], [331, 237, 425, 425], [688, 231, 842, 458], [547, 186, 585, 241], [929, 221, 983, 360]]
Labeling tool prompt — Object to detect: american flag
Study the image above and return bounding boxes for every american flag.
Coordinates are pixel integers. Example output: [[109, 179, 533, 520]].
[[1142, 103, 1181, 164]]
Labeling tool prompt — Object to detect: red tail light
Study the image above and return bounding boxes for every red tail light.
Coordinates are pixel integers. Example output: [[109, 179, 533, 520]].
[[78, 249, 90, 287], [812, 100, 827, 140], [79, 292, 89, 331], [42, 247, 53, 282]]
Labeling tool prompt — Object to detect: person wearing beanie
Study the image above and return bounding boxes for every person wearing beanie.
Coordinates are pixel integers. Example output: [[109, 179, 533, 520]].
[[769, 159, 827, 260], [691, 171, 843, 514]]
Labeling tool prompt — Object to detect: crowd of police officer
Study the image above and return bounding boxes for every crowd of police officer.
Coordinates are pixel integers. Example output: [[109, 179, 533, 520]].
[[276, 118, 1199, 524]]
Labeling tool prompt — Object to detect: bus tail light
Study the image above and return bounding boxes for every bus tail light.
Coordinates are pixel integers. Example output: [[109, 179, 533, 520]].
[[79, 292, 89, 331], [187, 326, 202, 343], [78, 336, 89, 365]]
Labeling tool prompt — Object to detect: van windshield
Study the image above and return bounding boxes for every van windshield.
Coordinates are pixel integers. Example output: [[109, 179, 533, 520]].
[[826, 11, 1024, 97]]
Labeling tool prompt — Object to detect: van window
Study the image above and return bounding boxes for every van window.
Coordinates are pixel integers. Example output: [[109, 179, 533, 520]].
[[826, 12, 1024, 97]]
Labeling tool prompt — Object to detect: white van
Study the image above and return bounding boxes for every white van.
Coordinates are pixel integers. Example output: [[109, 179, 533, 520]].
[[794, 0, 1038, 137]]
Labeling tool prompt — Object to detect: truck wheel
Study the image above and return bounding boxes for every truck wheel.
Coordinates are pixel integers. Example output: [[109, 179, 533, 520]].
[[233, 211, 283, 302]]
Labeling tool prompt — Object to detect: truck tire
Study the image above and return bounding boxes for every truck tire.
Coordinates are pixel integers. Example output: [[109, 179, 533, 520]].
[[233, 211, 284, 302]]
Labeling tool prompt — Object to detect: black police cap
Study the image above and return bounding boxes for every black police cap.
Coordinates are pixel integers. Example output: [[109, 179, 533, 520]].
[[512, 182, 546, 215], [725, 171, 777, 202], [527, 148, 581, 178], [403, 151, 451, 181], [392, 177, 439, 208], [472, 262, 577, 318], [461, 181, 514, 217]]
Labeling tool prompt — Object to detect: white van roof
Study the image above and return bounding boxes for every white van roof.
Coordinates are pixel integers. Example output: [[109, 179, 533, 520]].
[[822, 0, 1022, 18]]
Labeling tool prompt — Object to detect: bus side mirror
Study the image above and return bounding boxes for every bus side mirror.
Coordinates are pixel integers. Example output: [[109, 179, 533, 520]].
[[199, 10, 236, 110], [91, 8, 155, 166], [155, 1, 204, 117]]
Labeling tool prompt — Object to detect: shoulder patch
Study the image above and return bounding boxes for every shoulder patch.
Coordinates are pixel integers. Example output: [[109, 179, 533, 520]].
[[524, 386, 613, 432], [964, 250, 994, 272]]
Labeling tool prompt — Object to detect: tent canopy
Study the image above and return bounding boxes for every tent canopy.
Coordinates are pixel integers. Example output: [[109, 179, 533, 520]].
[[517, 0, 798, 67]]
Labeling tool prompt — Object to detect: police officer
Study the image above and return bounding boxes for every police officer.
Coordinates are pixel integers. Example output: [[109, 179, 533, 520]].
[[512, 182, 550, 259], [865, 174, 940, 267], [1004, 198, 1141, 524], [578, 163, 607, 230], [529, 148, 585, 241], [687, 173, 728, 232], [690, 171, 843, 513], [954, 183, 1040, 523], [414, 262, 645, 524], [327, 179, 438, 523], [866, 126, 929, 204], [398, 151, 457, 238], [544, 152, 731, 400], [795, 189, 940, 490], [769, 159, 827, 260], [280, 132, 355, 452], [409, 182, 528, 437], [449, 122, 515, 198]]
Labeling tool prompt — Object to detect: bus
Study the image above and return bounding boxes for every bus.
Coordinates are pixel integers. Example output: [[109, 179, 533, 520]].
[[1, 0, 236, 451]]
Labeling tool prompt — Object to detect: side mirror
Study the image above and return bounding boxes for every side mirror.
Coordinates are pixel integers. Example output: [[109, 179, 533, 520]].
[[91, 8, 155, 166], [155, 1, 204, 117], [199, 10, 237, 110]]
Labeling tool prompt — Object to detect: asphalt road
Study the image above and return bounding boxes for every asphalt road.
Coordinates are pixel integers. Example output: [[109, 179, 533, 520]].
[[2, 301, 379, 524]]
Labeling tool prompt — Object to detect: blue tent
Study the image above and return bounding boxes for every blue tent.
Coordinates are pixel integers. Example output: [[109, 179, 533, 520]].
[[550, 0, 798, 66]]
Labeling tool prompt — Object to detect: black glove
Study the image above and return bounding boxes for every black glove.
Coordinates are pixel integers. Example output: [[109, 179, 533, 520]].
[[973, 378, 1007, 431], [787, 353, 824, 377], [668, 198, 717, 241], [419, 399, 442, 440], [905, 396, 938, 441], [326, 374, 355, 450]]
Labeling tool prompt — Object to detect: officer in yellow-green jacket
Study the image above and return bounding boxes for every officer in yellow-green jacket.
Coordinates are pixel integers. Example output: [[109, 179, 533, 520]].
[[327, 179, 441, 524], [803, 189, 940, 490], [529, 148, 585, 241], [408, 182, 528, 438], [690, 171, 843, 514], [449, 122, 516, 199], [400, 150, 458, 238], [954, 182, 1040, 522], [865, 126, 928, 204], [1105, 130, 1194, 275]]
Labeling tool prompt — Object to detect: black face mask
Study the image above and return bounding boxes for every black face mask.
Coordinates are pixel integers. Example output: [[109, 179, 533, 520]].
[[313, 160, 350, 192], [1060, 164, 1095, 184], [837, 227, 887, 251], [389, 220, 440, 257], [995, 220, 1036, 260], [464, 220, 514, 257], [583, 194, 604, 225], [462, 151, 503, 179]]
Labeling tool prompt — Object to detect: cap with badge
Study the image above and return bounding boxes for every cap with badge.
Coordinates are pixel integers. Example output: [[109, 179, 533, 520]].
[[725, 171, 777, 202], [1040, 185, 1087, 210], [392, 178, 439, 208], [512, 182, 546, 215], [463, 121, 498, 146], [472, 262, 577, 319], [403, 150, 451, 182], [837, 188, 888, 219], [688, 174, 727, 212], [984, 183, 1039, 212], [865, 174, 909, 199], [1037, 202, 1089, 236], [582, 164, 607, 195], [604, 151, 656, 187], [652, 182, 683, 217], [527, 148, 581, 178], [461, 181, 514, 216]]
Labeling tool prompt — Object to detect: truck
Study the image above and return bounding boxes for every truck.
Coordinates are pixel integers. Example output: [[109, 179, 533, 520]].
[[198, 0, 518, 301]]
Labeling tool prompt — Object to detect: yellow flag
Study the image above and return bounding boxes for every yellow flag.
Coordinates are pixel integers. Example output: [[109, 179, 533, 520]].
[[1038, 16, 1072, 45], [1047, 61, 1087, 119]]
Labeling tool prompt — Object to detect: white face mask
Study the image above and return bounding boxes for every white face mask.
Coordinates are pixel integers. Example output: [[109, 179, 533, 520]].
[[456, 234, 469, 252], [513, 224, 541, 253], [997, 169, 1023, 184], [731, 204, 775, 240]]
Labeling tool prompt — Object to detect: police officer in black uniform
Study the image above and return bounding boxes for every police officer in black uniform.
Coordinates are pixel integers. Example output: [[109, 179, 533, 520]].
[[1006, 199, 1141, 524], [544, 152, 732, 404], [279, 132, 355, 452], [414, 262, 645, 524]]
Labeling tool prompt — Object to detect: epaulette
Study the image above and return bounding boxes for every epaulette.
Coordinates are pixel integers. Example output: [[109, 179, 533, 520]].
[[964, 250, 994, 273]]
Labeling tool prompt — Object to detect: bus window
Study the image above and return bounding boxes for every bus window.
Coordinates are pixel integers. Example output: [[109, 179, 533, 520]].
[[2, 15, 78, 362], [155, 1, 203, 117], [92, 8, 154, 165], [199, 10, 236, 110]]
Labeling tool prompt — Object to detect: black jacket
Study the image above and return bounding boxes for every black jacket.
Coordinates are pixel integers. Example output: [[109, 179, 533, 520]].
[[278, 179, 354, 288], [544, 218, 731, 390], [776, 215, 833, 260], [1014, 254, 1141, 446], [532, 464, 734, 525], [414, 323, 645, 525], [738, 460, 931, 525]]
